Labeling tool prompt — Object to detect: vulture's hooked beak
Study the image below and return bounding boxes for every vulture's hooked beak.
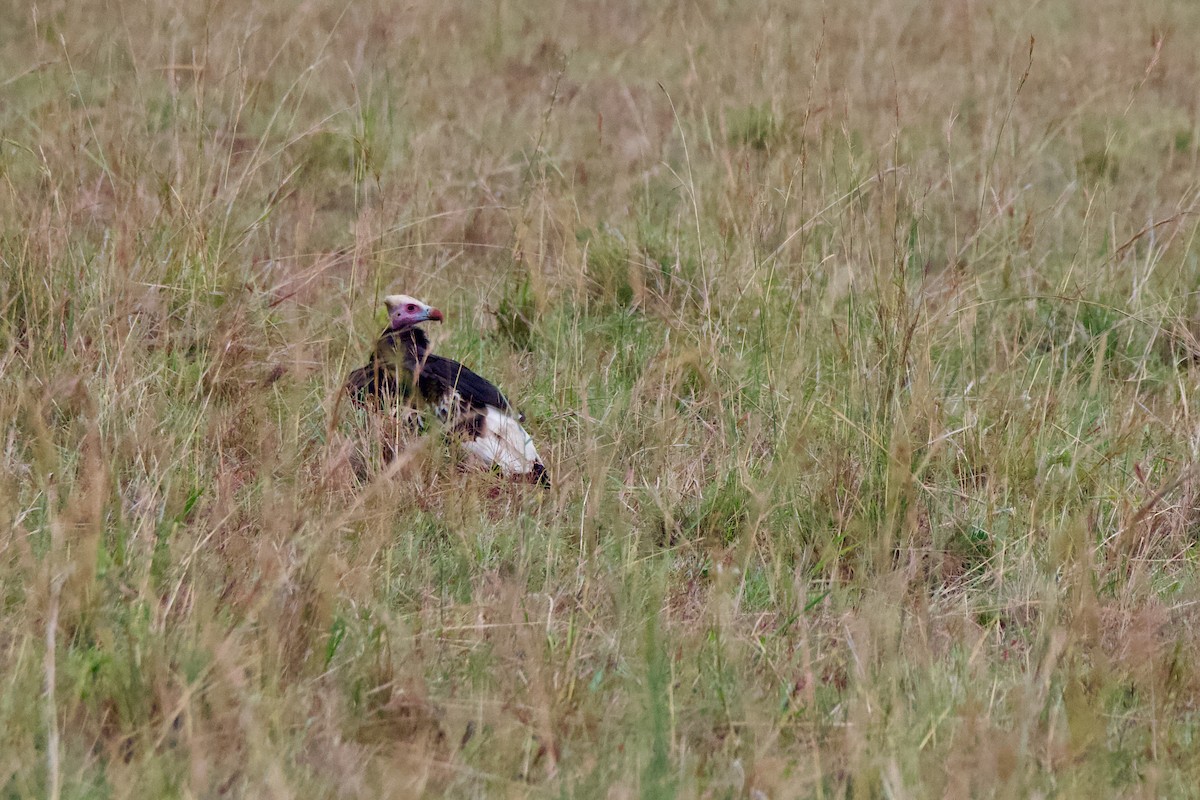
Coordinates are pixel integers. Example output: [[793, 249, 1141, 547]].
[[425, 307, 444, 322]]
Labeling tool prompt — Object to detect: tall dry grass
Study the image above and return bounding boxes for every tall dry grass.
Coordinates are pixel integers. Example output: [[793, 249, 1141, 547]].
[[4, 0, 1200, 796]]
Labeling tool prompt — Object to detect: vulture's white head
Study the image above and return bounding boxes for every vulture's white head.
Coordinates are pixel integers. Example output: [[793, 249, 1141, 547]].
[[383, 294, 443, 331]]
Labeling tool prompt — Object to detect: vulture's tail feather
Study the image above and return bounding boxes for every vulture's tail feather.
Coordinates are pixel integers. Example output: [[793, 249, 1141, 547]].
[[529, 461, 550, 488]]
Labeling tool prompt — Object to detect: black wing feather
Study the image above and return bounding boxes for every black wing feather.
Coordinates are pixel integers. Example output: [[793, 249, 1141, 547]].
[[345, 358, 404, 409], [348, 326, 520, 422], [415, 354, 512, 412]]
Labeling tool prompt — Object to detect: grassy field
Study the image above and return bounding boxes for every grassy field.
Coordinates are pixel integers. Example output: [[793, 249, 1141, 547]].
[[4, 0, 1200, 796]]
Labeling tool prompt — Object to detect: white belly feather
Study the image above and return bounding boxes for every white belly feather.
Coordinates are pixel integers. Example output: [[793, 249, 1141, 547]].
[[460, 406, 544, 475], [434, 390, 544, 476]]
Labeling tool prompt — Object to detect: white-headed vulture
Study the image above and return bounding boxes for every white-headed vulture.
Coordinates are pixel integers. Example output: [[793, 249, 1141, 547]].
[[346, 294, 549, 486]]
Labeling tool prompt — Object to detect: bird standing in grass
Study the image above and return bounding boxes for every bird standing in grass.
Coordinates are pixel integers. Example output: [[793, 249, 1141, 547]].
[[346, 294, 549, 485]]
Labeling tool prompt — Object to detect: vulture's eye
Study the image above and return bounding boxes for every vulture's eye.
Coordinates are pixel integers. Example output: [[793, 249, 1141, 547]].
[[406, 304, 417, 312]]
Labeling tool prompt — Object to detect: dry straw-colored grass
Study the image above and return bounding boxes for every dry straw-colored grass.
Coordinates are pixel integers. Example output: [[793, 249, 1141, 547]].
[[4, 0, 1200, 796]]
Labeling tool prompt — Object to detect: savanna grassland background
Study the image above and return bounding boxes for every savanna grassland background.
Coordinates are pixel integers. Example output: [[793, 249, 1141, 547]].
[[4, 0, 1200, 796]]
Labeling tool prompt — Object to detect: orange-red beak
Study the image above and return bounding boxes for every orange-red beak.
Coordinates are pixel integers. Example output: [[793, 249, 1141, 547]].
[[426, 307, 444, 322]]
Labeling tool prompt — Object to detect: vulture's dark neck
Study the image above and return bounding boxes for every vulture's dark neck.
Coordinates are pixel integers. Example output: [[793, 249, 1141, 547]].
[[381, 325, 430, 361], [403, 325, 430, 355]]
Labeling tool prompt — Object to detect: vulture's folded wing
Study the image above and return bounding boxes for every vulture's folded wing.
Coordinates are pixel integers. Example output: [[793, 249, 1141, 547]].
[[346, 360, 398, 409], [415, 354, 548, 484], [416, 354, 514, 414]]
